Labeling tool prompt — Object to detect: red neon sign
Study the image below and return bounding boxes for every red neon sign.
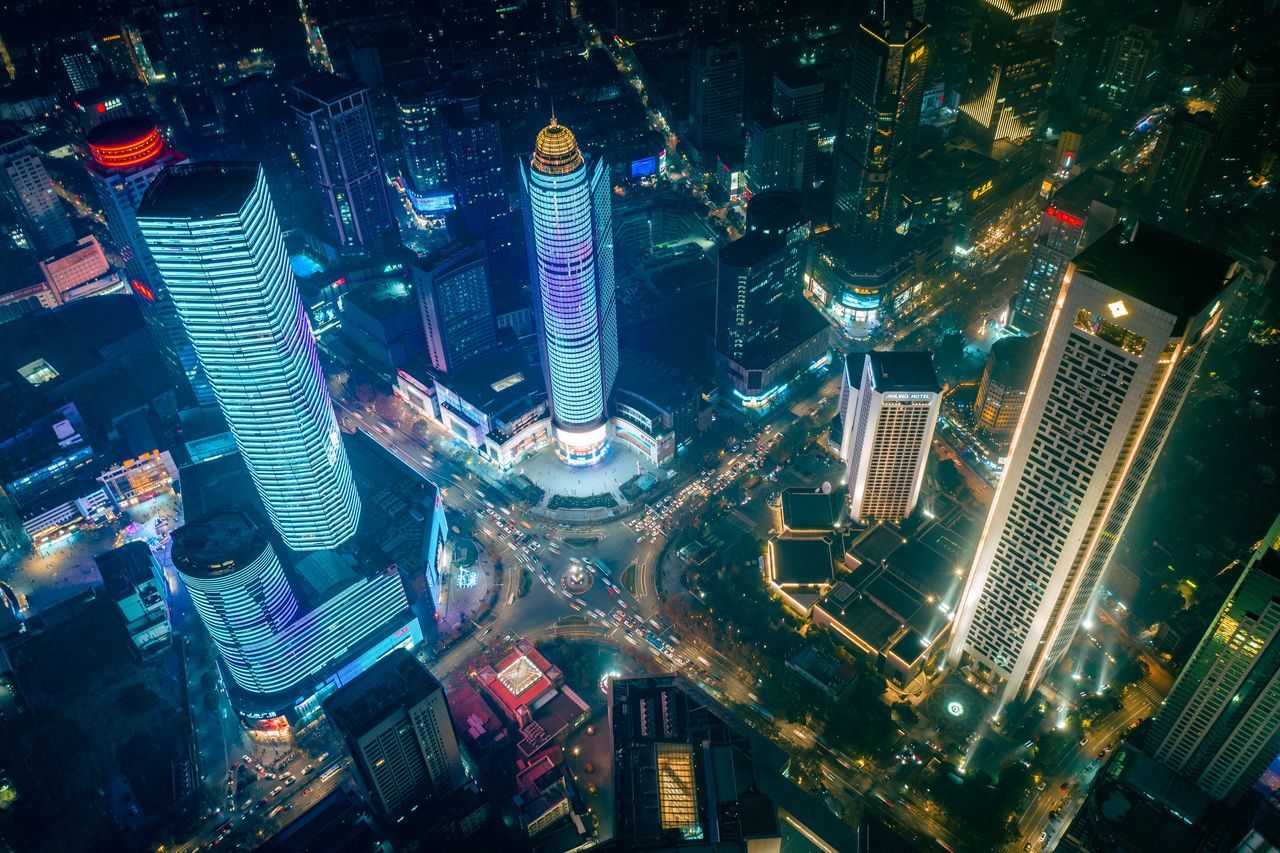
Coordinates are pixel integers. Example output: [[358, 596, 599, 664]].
[[1045, 206, 1084, 228], [131, 279, 156, 302]]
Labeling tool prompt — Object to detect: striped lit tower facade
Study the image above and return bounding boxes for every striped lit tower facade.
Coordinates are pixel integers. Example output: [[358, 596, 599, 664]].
[[173, 509, 425, 728], [948, 223, 1241, 710], [138, 163, 361, 551], [84, 116, 212, 404], [172, 510, 300, 694], [519, 120, 617, 466]]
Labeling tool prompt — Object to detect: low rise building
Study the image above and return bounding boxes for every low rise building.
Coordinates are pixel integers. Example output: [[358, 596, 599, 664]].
[[475, 639, 590, 759], [397, 351, 551, 470], [96, 449, 177, 508], [94, 540, 169, 653]]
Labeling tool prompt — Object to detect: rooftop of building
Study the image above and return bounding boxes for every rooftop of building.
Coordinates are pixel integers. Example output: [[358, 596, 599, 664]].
[[846, 351, 941, 394], [170, 508, 270, 579], [137, 162, 259, 220], [1051, 168, 1122, 213], [987, 333, 1040, 389], [773, 66, 823, 91], [93, 541, 157, 601], [610, 674, 781, 847], [770, 535, 839, 587], [746, 189, 808, 236], [417, 348, 544, 418], [1071, 222, 1235, 326], [780, 487, 836, 533], [293, 73, 367, 105], [323, 647, 442, 738], [532, 119, 584, 176], [343, 275, 413, 322], [718, 230, 785, 269], [255, 786, 379, 853]]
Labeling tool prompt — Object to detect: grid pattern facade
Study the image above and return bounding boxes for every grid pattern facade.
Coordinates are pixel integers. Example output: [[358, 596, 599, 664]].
[[293, 81, 394, 252], [1008, 209, 1086, 334], [415, 241, 497, 374], [0, 137, 75, 253], [947, 263, 1224, 708], [843, 354, 939, 523], [1146, 557, 1280, 801], [139, 164, 361, 550]]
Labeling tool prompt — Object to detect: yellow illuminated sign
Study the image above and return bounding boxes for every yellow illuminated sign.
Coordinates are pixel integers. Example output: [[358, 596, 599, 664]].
[[970, 180, 994, 200], [910, 45, 925, 63]]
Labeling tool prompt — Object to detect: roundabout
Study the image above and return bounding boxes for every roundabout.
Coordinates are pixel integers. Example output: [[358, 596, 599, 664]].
[[561, 561, 594, 594]]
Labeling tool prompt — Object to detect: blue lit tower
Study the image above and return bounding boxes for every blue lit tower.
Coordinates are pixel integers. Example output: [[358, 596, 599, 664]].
[[84, 116, 213, 404], [138, 163, 361, 550], [172, 510, 299, 694], [519, 120, 617, 466]]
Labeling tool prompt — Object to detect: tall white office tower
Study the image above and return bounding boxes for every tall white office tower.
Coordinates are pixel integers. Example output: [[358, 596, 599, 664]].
[[519, 119, 617, 466], [138, 163, 361, 551], [948, 223, 1240, 710], [839, 352, 941, 523]]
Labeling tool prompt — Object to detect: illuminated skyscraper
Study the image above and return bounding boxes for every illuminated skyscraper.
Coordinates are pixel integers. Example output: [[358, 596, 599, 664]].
[[948, 223, 1240, 709], [414, 238, 498, 375], [771, 69, 823, 186], [839, 352, 940, 523], [519, 120, 617, 466], [293, 75, 396, 256], [442, 84, 508, 243], [833, 2, 928, 247], [156, 0, 226, 128], [958, 0, 1062, 146], [84, 116, 211, 403], [138, 163, 361, 551], [1145, 537, 1280, 803]]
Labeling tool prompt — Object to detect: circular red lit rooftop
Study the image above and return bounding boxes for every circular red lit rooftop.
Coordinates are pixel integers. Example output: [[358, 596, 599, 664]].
[[87, 116, 165, 170]]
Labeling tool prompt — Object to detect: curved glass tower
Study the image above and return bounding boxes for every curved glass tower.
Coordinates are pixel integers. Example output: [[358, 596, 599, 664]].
[[172, 510, 299, 694], [519, 120, 617, 465], [138, 162, 361, 550]]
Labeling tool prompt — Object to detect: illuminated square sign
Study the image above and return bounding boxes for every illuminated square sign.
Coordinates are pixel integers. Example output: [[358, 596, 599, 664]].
[[1108, 300, 1128, 319]]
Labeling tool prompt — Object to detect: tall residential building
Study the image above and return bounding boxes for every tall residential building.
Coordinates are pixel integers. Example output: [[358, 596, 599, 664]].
[[83, 116, 210, 403], [293, 75, 396, 256], [138, 163, 361, 551], [1212, 52, 1279, 176], [396, 80, 450, 208], [771, 68, 823, 186], [1099, 24, 1157, 112], [745, 116, 805, 193], [833, 4, 928, 248], [1007, 170, 1120, 335], [839, 352, 941, 523], [0, 122, 76, 253], [1145, 537, 1280, 803], [689, 42, 744, 159], [518, 120, 617, 466], [156, 0, 225, 126], [413, 239, 498, 374], [958, 0, 1062, 145], [325, 648, 466, 821], [714, 232, 791, 364], [442, 86, 508, 244], [973, 334, 1038, 440], [948, 223, 1240, 709], [61, 50, 100, 93], [1150, 109, 1216, 219]]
